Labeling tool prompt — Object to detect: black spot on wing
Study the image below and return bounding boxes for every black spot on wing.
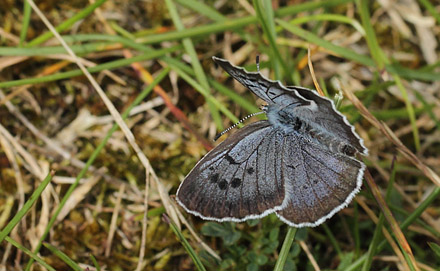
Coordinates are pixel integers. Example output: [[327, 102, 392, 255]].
[[225, 154, 239, 165], [231, 178, 241, 188], [247, 167, 254, 174], [210, 173, 219, 183], [218, 179, 228, 190]]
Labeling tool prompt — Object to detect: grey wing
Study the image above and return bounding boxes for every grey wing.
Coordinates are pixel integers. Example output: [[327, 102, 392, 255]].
[[276, 133, 365, 227], [176, 121, 288, 222], [287, 86, 368, 155], [212, 56, 311, 109]]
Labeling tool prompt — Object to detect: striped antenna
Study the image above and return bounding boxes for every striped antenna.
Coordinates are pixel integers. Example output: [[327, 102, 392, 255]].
[[256, 55, 260, 72], [214, 111, 266, 141]]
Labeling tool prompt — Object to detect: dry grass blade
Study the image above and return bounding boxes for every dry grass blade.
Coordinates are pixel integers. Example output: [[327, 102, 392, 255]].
[[307, 46, 325, 97], [342, 86, 440, 187], [135, 170, 150, 271], [343, 86, 432, 271], [356, 197, 411, 271], [364, 170, 419, 271], [299, 240, 321, 271], [105, 184, 125, 256]]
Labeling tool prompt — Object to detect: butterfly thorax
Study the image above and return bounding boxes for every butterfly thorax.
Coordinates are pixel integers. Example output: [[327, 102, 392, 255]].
[[266, 104, 358, 157]]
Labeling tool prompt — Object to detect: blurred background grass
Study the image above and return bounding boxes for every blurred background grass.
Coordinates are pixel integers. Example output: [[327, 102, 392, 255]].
[[0, 0, 439, 270]]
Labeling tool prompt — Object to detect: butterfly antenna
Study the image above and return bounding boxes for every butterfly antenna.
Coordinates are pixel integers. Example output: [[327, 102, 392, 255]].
[[214, 111, 265, 141], [256, 55, 260, 72]]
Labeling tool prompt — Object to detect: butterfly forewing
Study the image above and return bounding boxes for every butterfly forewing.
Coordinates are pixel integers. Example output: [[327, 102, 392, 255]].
[[212, 57, 311, 108], [176, 121, 287, 221]]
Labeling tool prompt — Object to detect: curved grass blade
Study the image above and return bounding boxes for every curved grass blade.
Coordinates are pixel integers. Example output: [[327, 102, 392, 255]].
[[4, 236, 56, 271], [0, 171, 54, 243], [163, 215, 207, 271], [43, 242, 82, 271]]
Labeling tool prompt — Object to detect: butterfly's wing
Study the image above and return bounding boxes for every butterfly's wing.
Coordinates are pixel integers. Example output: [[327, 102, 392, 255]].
[[212, 56, 367, 155], [287, 85, 367, 155], [177, 121, 288, 222], [212, 56, 311, 108], [275, 133, 365, 227]]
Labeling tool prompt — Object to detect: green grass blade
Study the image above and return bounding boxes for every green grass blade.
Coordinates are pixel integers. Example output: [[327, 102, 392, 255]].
[[346, 187, 440, 271], [0, 42, 115, 56], [0, 171, 53, 243], [4, 236, 56, 271], [165, 0, 222, 130], [428, 242, 440, 258], [253, 0, 287, 80], [89, 253, 101, 271], [211, 80, 260, 114], [26, 0, 108, 47], [274, 227, 297, 271], [288, 14, 365, 35], [414, 91, 440, 131], [392, 75, 420, 151], [418, 0, 440, 25], [361, 215, 385, 271], [164, 215, 207, 271], [43, 242, 82, 271], [356, 0, 386, 69], [19, 1, 32, 46], [276, 19, 374, 65], [0, 46, 179, 89], [174, 0, 226, 21], [275, 0, 353, 17], [322, 224, 343, 259]]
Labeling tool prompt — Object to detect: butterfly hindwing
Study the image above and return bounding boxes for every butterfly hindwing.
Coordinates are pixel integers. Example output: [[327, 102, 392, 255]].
[[276, 133, 365, 227], [176, 121, 287, 222]]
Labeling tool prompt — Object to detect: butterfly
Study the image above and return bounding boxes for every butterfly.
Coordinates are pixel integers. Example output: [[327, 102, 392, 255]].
[[176, 57, 368, 227]]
